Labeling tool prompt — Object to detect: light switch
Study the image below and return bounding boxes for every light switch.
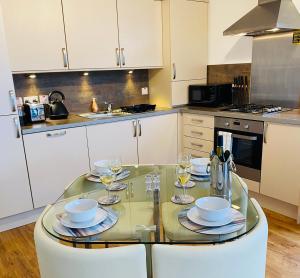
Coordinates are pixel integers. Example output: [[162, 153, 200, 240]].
[[142, 87, 149, 95]]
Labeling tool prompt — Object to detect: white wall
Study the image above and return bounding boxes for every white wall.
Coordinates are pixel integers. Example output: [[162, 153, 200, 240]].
[[208, 0, 300, 65]]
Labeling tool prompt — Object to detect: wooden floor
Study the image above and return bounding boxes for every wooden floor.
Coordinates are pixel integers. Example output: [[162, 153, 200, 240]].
[[0, 209, 299, 278]]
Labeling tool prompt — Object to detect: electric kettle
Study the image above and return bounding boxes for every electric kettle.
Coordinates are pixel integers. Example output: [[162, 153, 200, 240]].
[[48, 91, 69, 120]]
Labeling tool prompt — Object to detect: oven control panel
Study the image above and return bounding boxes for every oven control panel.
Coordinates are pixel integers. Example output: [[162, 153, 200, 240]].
[[215, 117, 264, 134]]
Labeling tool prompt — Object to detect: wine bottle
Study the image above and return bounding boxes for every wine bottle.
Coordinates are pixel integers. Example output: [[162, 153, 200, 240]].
[[216, 135, 225, 162]]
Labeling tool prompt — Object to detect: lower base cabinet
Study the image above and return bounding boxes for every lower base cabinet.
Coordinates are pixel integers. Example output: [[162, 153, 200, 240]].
[[260, 123, 300, 205], [24, 127, 90, 208]]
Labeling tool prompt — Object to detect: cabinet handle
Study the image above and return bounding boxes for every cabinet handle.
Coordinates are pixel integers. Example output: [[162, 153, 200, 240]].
[[62, 48, 68, 68], [115, 48, 120, 66], [121, 48, 125, 66], [191, 131, 203, 136], [132, 121, 137, 137], [191, 143, 203, 148], [9, 90, 16, 113], [13, 117, 20, 138], [172, 63, 176, 80], [46, 130, 67, 138], [138, 120, 142, 137], [264, 123, 268, 144], [191, 118, 203, 123]]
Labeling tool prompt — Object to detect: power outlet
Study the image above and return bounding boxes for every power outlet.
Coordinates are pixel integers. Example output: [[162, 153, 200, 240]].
[[142, 87, 149, 95]]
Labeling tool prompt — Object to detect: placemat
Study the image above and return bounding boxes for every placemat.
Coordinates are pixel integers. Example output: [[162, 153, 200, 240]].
[[178, 207, 246, 235], [53, 208, 118, 237]]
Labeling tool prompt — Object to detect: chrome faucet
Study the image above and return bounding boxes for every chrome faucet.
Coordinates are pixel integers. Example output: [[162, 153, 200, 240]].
[[104, 102, 113, 113]]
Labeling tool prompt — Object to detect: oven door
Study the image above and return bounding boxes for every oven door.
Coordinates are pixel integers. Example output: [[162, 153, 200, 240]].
[[214, 128, 263, 182]]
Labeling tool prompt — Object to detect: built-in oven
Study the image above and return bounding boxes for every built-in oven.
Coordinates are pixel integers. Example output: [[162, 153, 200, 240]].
[[214, 117, 264, 182]]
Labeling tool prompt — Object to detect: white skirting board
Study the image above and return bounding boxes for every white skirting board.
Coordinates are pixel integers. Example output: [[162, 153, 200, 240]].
[[0, 207, 45, 232], [249, 191, 298, 220]]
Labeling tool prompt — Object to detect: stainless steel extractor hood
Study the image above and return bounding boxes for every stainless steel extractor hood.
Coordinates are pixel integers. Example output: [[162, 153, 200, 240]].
[[224, 0, 300, 36]]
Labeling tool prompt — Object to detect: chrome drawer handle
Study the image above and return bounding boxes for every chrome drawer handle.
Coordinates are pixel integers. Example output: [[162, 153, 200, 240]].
[[138, 120, 142, 137], [132, 121, 137, 138], [121, 48, 125, 66], [46, 131, 67, 137], [191, 131, 203, 135], [191, 143, 203, 148], [191, 119, 203, 123], [115, 48, 120, 66], [172, 63, 176, 80], [62, 48, 69, 68], [13, 117, 20, 138], [9, 90, 16, 113]]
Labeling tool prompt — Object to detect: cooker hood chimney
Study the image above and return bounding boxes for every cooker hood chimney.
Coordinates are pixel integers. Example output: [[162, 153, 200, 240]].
[[223, 0, 300, 36]]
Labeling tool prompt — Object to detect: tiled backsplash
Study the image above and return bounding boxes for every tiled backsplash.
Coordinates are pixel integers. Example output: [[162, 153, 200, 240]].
[[13, 70, 149, 113]]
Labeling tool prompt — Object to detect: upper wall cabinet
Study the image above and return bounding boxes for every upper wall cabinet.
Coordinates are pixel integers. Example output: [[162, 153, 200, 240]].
[[170, 0, 208, 81], [1, 0, 68, 72], [62, 0, 120, 70], [117, 0, 163, 68]]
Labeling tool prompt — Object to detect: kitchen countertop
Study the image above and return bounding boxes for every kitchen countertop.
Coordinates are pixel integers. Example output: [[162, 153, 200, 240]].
[[181, 106, 300, 126], [21, 108, 180, 135], [21, 106, 300, 135]]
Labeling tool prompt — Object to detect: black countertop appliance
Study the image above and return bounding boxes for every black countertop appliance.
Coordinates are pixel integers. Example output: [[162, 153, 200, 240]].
[[48, 91, 69, 120]]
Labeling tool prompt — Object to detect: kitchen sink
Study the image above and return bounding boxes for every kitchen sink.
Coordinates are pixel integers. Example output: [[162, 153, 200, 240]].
[[78, 111, 131, 119]]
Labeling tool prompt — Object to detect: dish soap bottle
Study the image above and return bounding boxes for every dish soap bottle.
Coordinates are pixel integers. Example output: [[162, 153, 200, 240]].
[[90, 98, 99, 113]]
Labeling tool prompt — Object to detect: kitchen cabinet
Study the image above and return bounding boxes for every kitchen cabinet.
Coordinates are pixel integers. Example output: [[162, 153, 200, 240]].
[[260, 123, 300, 205], [87, 120, 138, 167], [0, 6, 33, 219], [149, 0, 208, 107], [137, 113, 178, 164], [61, 0, 120, 70], [87, 114, 178, 167], [117, 0, 163, 68], [0, 10, 16, 116], [181, 113, 214, 158], [1, 0, 68, 72], [62, 0, 162, 70], [0, 117, 33, 219], [24, 127, 90, 208], [170, 0, 208, 81]]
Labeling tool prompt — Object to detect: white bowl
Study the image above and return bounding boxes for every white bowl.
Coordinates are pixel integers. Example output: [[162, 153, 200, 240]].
[[94, 160, 110, 175], [195, 197, 231, 222], [191, 158, 210, 174], [64, 199, 98, 223]]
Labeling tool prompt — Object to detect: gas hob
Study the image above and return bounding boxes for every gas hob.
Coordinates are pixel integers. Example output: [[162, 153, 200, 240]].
[[222, 104, 292, 114]]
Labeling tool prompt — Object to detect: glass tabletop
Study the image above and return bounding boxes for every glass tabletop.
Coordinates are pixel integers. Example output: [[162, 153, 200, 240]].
[[42, 165, 258, 245]]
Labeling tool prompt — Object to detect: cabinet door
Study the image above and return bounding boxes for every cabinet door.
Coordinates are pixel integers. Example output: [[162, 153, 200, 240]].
[[117, 0, 163, 68], [170, 0, 207, 81], [24, 128, 90, 208], [260, 123, 300, 205], [1, 0, 67, 72], [0, 116, 33, 218], [138, 114, 178, 165], [62, 0, 120, 70], [0, 7, 16, 116], [87, 120, 138, 167]]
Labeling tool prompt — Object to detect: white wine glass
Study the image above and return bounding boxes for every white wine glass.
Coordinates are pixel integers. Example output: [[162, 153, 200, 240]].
[[98, 171, 120, 205], [110, 157, 122, 184], [178, 153, 192, 170]]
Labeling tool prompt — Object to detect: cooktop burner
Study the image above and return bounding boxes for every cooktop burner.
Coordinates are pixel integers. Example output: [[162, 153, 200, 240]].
[[223, 104, 291, 114]]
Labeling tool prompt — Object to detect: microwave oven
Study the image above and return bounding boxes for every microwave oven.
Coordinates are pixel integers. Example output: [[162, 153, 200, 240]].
[[188, 84, 233, 107]]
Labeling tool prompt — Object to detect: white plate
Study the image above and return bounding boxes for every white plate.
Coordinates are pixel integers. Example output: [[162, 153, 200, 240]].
[[175, 181, 196, 188], [91, 168, 122, 177], [87, 170, 130, 183], [57, 208, 108, 229], [188, 169, 210, 177], [187, 206, 234, 227]]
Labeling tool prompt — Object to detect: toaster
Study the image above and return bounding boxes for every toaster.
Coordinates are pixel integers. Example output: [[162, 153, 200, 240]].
[[23, 103, 46, 123]]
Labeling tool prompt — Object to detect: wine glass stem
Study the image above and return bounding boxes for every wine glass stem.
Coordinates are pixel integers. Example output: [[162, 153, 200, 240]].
[[107, 186, 110, 199], [183, 185, 186, 197]]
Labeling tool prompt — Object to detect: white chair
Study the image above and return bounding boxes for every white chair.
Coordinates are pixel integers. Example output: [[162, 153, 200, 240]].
[[34, 207, 147, 278], [152, 198, 268, 278]]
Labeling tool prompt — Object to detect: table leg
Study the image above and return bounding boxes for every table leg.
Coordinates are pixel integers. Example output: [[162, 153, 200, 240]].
[[145, 244, 153, 278]]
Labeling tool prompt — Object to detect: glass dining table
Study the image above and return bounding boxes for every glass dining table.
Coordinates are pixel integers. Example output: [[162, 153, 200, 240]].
[[42, 164, 259, 277]]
